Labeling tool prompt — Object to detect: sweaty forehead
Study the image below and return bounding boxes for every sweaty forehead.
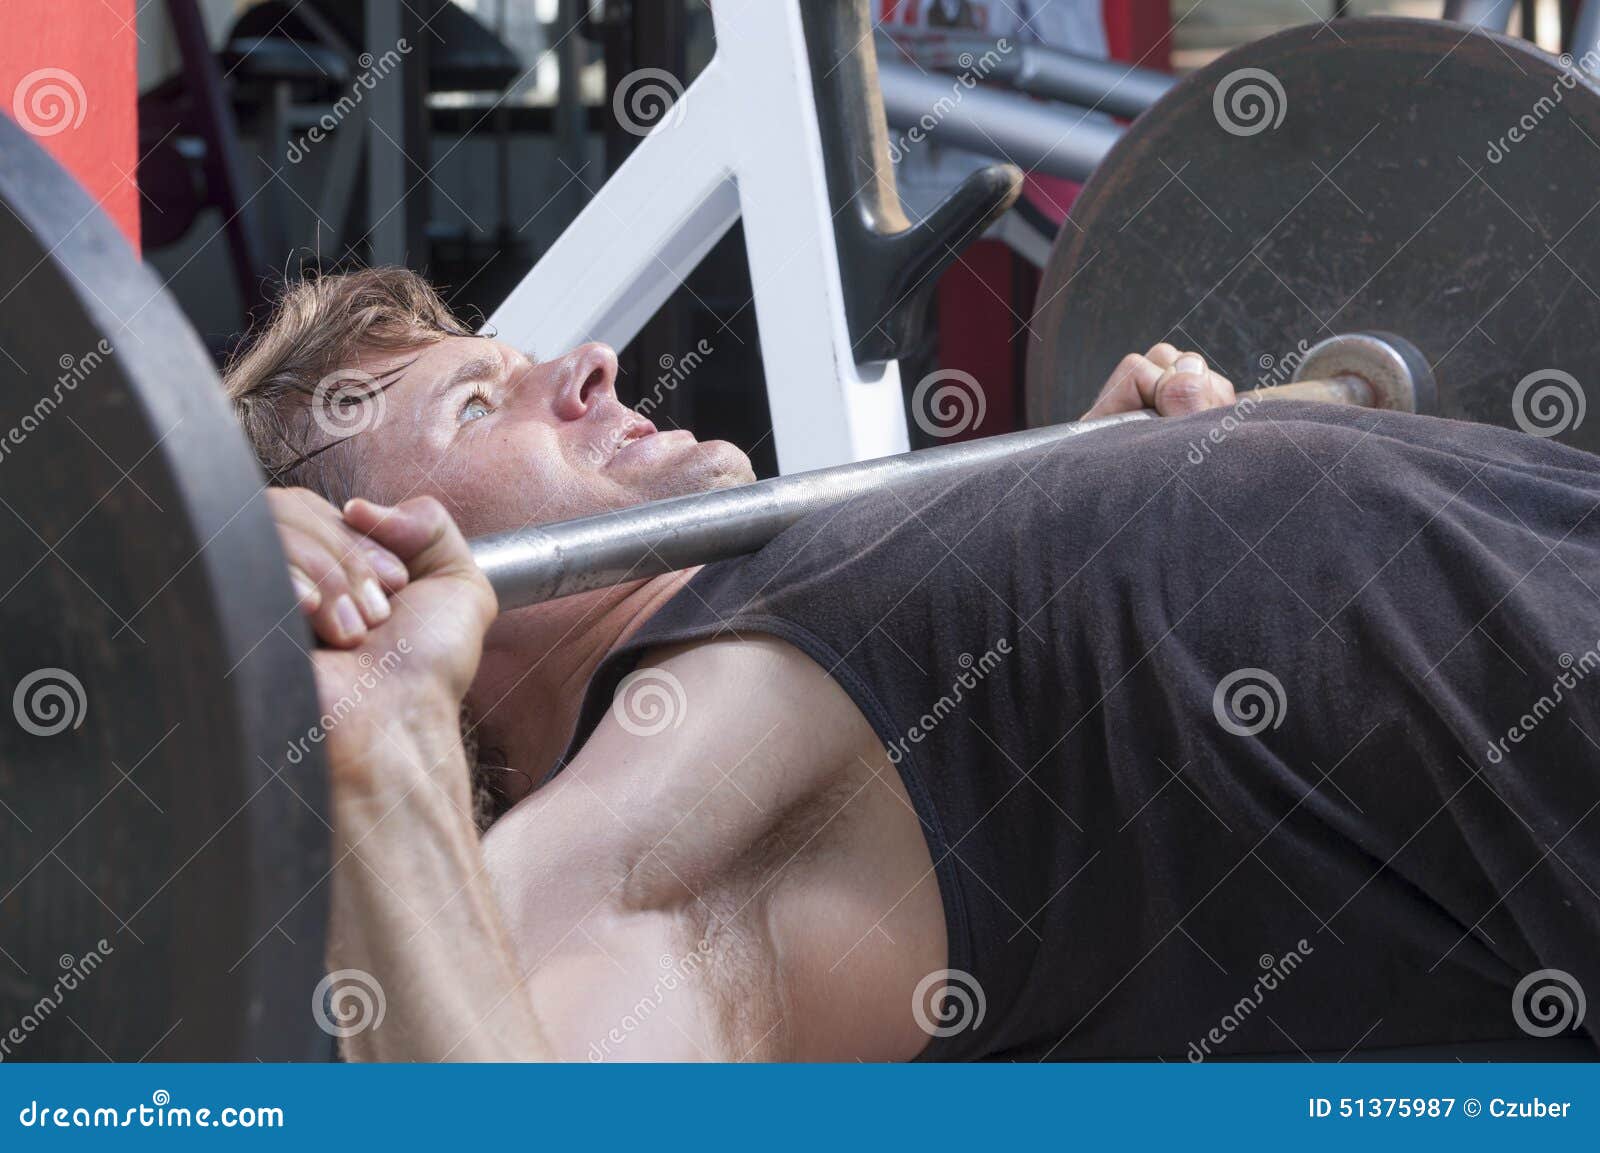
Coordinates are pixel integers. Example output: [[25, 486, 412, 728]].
[[364, 337, 508, 404]]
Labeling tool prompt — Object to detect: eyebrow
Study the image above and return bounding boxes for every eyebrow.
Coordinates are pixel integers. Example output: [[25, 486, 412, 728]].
[[433, 350, 504, 398]]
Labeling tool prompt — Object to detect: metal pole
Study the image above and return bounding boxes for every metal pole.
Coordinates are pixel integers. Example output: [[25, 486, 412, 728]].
[[915, 37, 1175, 121], [555, 0, 588, 225], [1574, 0, 1600, 66], [474, 332, 1430, 609], [1443, 0, 1518, 30], [877, 60, 1122, 182], [474, 375, 1430, 613], [365, 0, 408, 265], [473, 411, 1148, 610], [1004, 44, 1173, 119], [165, 0, 269, 317]]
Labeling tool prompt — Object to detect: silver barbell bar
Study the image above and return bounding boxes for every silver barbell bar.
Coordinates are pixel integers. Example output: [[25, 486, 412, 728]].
[[471, 333, 1434, 611]]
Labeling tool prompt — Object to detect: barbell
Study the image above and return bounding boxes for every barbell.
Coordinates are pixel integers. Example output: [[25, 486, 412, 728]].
[[475, 332, 1433, 609], [0, 17, 1590, 1060]]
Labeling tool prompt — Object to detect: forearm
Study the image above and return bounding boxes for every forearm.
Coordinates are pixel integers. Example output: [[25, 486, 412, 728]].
[[327, 709, 553, 1061]]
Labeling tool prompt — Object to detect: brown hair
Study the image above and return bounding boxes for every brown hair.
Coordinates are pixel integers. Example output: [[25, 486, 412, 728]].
[[223, 267, 477, 504]]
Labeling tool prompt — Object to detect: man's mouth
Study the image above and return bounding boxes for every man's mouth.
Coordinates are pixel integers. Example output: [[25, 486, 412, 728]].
[[618, 418, 657, 446], [608, 421, 696, 466], [596, 416, 659, 466]]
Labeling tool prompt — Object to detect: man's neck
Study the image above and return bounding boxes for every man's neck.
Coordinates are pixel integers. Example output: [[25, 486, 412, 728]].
[[468, 567, 699, 781]]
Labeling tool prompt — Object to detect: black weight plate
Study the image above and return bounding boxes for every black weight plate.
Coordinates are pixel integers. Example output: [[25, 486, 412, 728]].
[[1029, 18, 1600, 453], [0, 115, 330, 1058]]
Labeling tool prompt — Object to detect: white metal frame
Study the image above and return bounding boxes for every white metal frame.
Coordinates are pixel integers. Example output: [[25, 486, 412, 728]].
[[483, 0, 910, 474]]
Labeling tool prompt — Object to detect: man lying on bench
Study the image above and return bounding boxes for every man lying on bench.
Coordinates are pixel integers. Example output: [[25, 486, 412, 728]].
[[226, 267, 1598, 1061]]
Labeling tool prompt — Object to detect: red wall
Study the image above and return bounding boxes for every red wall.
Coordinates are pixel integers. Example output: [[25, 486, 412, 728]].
[[935, 0, 1174, 434], [1105, 0, 1174, 69], [0, 0, 141, 251]]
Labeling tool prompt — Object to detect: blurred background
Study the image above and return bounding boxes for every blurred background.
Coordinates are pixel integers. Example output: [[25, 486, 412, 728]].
[[110, 0, 1571, 473]]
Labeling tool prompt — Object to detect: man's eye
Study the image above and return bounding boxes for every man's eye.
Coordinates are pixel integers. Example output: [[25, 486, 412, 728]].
[[460, 392, 493, 423]]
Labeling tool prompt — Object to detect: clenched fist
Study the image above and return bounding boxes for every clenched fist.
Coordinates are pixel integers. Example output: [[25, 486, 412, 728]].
[[1081, 344, 1236, 422], [267, 487, 496, 784]]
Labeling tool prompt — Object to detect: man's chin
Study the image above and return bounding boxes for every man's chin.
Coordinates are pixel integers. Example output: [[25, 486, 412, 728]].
[[699, 439, 757, 489], [608, 435, 754, 504], [672, 437, 755, 496]]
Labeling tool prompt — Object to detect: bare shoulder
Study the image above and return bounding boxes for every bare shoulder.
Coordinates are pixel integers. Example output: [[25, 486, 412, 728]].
[[482, 633, 945, 1061]]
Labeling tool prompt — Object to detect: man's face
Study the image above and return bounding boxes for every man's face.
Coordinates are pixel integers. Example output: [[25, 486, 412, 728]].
[[346, 336, 755, 538]]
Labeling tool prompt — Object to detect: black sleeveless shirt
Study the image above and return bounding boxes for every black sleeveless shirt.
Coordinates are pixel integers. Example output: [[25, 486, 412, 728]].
[[561, 403, 1600, 1060]]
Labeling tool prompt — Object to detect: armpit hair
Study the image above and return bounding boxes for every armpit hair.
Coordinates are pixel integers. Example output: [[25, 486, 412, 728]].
[[668, 769, 873, 1060], [460, 701, 527, 834]]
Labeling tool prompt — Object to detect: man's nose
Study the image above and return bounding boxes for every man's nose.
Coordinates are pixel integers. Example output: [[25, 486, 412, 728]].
[[552, 342, 619, 421]]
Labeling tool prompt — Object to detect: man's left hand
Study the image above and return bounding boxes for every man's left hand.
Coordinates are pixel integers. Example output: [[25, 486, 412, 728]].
[[1080, 343, 1236, 421]]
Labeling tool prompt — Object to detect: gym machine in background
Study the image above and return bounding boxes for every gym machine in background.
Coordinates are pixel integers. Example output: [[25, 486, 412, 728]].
[[487, 0, 1023, 474], [132, 0, 1598, 474], [486, 0, 1600, 480]]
